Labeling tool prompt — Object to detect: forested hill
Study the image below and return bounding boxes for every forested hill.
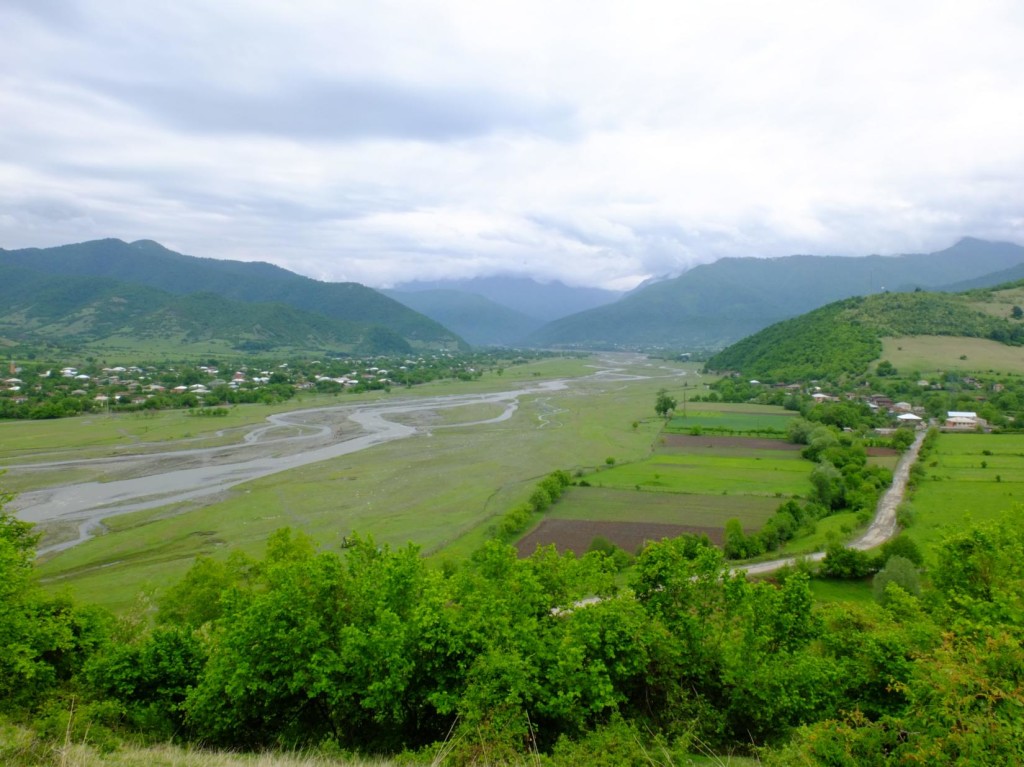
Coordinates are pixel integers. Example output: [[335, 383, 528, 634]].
[[0, 263, 415, 355], [0, 239, 464, 349], [706, 285, 1024, 381], [527, 237, 1024, 349]]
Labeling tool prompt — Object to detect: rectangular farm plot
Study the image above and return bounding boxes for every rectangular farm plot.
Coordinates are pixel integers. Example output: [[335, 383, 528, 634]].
[[665, 406, 796, 434], [551, 486, 779, 527], [905, 432, 1024, 552], [517, 489, 779, 556], [517, 518, 726, 557], [588, 452, 814, 497], [661, 434, 801, 452]]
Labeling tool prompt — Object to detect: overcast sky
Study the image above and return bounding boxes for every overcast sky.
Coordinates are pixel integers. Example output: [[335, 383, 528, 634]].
[[2, 1, 1023, 289]]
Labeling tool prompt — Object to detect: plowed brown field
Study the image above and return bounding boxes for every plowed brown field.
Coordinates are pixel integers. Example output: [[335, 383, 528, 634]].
[[516, 518, 723, 557]]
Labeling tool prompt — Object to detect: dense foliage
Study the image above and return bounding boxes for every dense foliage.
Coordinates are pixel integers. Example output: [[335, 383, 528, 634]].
[[5, 476, 1024, 764]]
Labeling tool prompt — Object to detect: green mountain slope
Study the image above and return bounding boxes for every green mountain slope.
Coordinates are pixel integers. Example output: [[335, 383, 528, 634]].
[[0, 239, 463, 348], [706, 287, 1024, 381], [528, 238, 1024, 349], [0, 264, 411, 355], [383, 288, 543, 346]]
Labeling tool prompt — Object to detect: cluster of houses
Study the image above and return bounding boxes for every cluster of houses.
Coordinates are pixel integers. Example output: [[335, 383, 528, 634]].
[[2, 361, 289, 409], [783, 382, 987, 432], [313, 365, 392, 389]]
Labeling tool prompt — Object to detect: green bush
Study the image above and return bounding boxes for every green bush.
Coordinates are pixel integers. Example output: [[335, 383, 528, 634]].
[[873, 556, 921, 605]]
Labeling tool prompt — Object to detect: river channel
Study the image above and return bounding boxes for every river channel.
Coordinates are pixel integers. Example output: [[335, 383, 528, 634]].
[[9, 356, 677, 555]]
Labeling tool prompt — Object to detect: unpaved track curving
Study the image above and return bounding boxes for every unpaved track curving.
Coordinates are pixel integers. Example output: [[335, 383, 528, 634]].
[[738, 429, 926, 576]]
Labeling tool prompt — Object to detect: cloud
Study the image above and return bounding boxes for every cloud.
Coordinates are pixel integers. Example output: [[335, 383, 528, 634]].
[[1, 1, 1023, 289], [94, 79, 576, 142]]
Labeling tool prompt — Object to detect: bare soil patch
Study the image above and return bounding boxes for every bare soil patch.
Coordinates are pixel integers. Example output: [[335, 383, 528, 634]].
[[516, 518, 723, 557], [661, 434, 800, 451]]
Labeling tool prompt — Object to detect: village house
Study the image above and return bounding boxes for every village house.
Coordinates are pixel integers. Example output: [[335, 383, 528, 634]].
[[867, 395, 894, 412], [944, 411, 984, 430], [896, 413, 925, 429]]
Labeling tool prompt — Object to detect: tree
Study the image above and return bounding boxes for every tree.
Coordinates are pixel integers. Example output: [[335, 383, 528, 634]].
[[809, 462, 845, 509], [873, 555, 920, 604], [876, 360, 897, 377], [819, 542, 873, 579], [0, 495, 108, 710], [1013, 305, 1023, 320], [655, 389, 677, 418]]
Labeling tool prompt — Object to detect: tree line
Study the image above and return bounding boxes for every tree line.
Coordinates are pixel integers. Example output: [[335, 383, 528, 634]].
[[3, 488, 1024, 764]]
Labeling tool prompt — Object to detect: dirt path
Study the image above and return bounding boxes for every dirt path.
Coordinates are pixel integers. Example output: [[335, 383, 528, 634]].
[[738, 429, 926, 577]]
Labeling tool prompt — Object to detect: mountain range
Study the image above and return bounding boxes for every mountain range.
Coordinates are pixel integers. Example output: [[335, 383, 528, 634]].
[[3, 236, 1024, 356], [525, 238, 1024, 350], [0, 239, 463, 355]]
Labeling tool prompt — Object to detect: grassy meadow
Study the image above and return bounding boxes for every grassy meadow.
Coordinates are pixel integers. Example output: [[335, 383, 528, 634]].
[[665, 402, 797, 433], [880, 335, 1024, 375], [905, 431, 1024, 557], [29, 356, 700, 611], [585, 451, 812, 497]]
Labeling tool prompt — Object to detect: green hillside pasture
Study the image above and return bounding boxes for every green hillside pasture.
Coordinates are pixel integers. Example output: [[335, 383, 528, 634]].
[[34, 361, 692, 611], [586, 451, 813, 497], [666, 402, 796, 434], [881, 335, 1024, 375], [907, 432, 1024, 556]]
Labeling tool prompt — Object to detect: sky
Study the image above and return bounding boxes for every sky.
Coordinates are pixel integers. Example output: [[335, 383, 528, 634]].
[[2, 1, 1023, 290]]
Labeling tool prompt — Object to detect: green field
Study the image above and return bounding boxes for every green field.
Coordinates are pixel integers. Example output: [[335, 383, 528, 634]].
[[665, 402, 796, 433], [552, 486, 779, 528], [881, 335, 1024, 375], [28, 356, 704, 610], [808, 578, 873, 605], [586, 451, 813, 497], [906, 432, 1024, 558]]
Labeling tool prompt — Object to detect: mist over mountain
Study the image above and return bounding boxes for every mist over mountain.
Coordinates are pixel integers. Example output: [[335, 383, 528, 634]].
[[382, 288, 543, 347], [390, 276, 624, 323]]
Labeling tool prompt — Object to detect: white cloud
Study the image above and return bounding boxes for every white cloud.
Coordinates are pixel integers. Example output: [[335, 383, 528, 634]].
[[1, 0, 1023, 289]]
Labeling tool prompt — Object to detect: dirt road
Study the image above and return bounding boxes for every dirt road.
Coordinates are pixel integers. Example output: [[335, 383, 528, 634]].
[[738, 429, 926, 576]]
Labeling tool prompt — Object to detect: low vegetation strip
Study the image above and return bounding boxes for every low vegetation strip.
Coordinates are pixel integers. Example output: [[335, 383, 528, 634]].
[[661, 433, 800, 451]]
